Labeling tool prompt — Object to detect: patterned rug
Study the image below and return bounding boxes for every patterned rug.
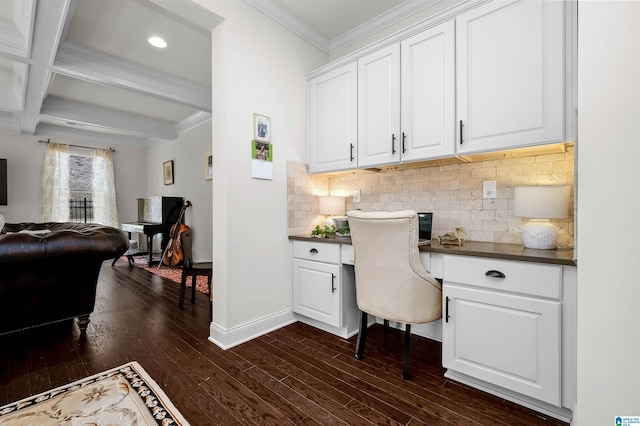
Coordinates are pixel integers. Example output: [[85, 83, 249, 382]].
[[125, 256, 210, 294], [0, 361, 190, 425]]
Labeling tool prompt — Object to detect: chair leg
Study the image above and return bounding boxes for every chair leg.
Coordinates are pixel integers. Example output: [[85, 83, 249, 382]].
[[355, 311, 368, 360], [179, 273, 187, 307], [191, 276, 197, 303], [383, 319, 390, 331], [403, 323, 412, 380]]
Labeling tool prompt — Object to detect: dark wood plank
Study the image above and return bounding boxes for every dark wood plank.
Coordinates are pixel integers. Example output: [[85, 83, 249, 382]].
[[0, 261, 569, 426]]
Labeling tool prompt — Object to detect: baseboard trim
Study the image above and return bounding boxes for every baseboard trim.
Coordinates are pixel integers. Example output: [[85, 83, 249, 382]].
[[445, 370, 572, 423], [208, 309, 297, 350]]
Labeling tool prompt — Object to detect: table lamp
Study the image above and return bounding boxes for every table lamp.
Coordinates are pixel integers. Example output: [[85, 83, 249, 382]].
[[319, 196, 345, 227], [514, 185, 570, 249]]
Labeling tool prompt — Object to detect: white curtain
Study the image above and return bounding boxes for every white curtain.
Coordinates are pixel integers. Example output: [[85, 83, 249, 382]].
[[42, 142, 70, 222], [92, 148, 119, 227]]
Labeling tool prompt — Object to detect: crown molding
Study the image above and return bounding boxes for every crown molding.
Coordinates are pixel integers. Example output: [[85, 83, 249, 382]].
[[177, 111, 211, 135], [330, 0, 444, 54], [244, 0, 331, 54]]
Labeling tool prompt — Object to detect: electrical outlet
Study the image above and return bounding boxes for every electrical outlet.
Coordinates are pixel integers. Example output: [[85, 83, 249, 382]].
[[352, 189, 361, 203], [483, 181, 497, 199]]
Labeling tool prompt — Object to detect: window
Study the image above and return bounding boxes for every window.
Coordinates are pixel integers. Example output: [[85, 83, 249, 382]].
[[43, 142, 119, 227]]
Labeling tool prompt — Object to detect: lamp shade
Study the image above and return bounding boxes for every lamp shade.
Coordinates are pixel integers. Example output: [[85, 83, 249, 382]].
[[319, 196, 345, 216], [514, 185, 570, 219]]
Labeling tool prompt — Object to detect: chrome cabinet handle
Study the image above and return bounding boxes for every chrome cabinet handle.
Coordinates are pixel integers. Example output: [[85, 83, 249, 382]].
[[485, 270, 506, 278], [350, 143, 354, 161], [459, 120, 464, 145], [402, 132, 406, 153], [391, 134, 396, 154], [331, 273, 336, 293]]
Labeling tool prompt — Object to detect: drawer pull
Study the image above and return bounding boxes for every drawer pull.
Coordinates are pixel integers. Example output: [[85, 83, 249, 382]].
[[331, 274, 336, 293], [309, 248, 318, 254], [485, 270, 506, 279]]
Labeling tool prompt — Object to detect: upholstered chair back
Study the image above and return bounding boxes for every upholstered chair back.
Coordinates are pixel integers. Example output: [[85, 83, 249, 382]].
[[347, 210, 442, 325]]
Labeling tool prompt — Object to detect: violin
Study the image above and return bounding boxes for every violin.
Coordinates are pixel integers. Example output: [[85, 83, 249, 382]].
[[160, 200, 192, 267]]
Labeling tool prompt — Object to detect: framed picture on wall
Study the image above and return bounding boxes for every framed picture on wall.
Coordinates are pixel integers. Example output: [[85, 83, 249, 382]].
[[163, 160, 174, 185], [253, 113, 271, 142], [204, 151, 213, 180]]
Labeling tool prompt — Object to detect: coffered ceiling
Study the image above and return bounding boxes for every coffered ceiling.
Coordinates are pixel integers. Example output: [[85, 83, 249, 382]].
[[0, 0, 443, 146]]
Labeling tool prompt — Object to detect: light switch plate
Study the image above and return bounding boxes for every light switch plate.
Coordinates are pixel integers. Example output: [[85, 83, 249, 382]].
[[483, 181, 497, 199], [352, 189, 361, 203]]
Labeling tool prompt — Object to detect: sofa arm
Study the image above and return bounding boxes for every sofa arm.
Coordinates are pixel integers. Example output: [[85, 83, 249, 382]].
[[0, 222, 129, 263]]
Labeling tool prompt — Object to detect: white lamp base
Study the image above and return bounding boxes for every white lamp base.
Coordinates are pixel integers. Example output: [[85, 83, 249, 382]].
[[521, 220, 558, 249]]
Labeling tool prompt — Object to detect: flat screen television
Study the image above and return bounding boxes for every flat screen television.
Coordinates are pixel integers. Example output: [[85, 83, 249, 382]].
[[0, 159, 7, 205]]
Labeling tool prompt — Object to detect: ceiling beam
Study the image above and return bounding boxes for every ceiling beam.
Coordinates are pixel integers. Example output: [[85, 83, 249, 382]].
[[40, 96, 178, 140], [20, 0, 72, 135], [54, 41, 211, 112]]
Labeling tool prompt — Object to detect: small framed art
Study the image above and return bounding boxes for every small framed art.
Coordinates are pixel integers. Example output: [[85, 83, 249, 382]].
[[253, 113, 271, 142], [204, 151, 213, 180], [163, 160, 174, 185]]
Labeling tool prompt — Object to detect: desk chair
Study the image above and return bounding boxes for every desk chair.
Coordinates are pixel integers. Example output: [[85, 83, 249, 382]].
[[178, 230, 213, 321], [347, 210, 442, 379]]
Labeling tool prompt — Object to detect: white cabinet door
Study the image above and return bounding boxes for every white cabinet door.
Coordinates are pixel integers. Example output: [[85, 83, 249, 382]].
[[293, 258, 341, 328], [401, 20, 455, 162], [442, 284, 561, 406], [357, 44, 401, 168], [308, 62, 358, 174], [456, 0, 565, 154]]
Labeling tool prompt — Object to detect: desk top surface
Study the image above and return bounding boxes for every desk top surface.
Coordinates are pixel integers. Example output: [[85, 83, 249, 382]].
[[288, 235, 576, 266]]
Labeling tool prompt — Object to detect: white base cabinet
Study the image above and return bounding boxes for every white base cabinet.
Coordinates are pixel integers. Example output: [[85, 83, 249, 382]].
[[441, 254, 575, 422], [443, 285, 561, 405], [292, 240, 361, 338]]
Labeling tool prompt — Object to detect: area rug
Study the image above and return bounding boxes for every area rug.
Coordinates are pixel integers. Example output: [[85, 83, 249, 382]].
[[128, 257, 210, 294], [0, 361, 189, 425]]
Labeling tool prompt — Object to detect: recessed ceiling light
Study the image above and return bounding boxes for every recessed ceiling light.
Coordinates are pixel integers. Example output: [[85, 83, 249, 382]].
[[147, 36, 167, 48]]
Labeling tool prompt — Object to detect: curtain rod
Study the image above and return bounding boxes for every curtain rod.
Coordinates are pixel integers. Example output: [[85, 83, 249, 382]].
[[38, 138, 116, 152]]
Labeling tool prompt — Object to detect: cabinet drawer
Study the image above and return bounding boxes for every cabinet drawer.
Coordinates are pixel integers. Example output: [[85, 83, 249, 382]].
[[443, 255, 562, 299], [293, 240, 341, 263]]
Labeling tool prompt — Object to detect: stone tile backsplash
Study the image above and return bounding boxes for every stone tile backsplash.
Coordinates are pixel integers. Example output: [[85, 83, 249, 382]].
[[288, 147, 575, 246]]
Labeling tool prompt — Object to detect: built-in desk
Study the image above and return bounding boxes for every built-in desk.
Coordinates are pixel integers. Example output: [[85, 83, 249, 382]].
[[289, 235, 576, 266], [289, 235, 576, 422]]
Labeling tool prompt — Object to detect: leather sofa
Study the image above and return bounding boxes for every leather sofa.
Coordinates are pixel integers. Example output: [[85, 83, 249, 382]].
[[0, 222, 128, 335]]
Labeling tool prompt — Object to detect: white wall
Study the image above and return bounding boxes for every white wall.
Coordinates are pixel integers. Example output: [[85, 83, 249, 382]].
[[146, 122, 213, 262], [576, 1, 640, 424], [0, 128, 147, 224], [192, 0, 328, 341]]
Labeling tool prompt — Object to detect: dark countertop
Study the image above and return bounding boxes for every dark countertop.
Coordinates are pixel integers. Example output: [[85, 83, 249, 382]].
[[288, 235, 576, 266]]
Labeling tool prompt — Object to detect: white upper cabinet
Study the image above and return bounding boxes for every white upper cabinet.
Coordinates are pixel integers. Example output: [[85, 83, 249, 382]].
[[456, 0, 565, 154], [308, 62, 358, 174], [307, 0, 573, 173], [357, 44, 401, 168], [401, 20, 456, 162]]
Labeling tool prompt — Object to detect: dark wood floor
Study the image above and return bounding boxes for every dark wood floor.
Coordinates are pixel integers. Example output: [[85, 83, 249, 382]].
[[0, 260, 568, 425]]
